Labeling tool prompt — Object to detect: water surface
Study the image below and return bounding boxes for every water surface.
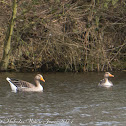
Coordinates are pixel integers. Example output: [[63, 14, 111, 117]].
[[0, 72, 126, 126]]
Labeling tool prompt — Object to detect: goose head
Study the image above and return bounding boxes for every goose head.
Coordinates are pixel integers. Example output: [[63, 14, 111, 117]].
[[104, 72, 114, 78], [35, 74, 45, 82]]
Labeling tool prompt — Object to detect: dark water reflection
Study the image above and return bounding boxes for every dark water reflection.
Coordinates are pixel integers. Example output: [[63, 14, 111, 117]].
[[0, 72, 126, 126]]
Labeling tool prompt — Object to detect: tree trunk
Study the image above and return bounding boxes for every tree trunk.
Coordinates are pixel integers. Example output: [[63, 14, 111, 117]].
[[0, 0, 17, 71]]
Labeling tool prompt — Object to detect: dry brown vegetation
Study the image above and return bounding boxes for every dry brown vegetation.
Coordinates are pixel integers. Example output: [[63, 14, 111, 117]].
[[0, 0, 126, 72]]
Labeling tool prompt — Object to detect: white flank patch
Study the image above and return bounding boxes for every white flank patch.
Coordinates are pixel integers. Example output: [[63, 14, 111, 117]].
[[6, 77, 17, 93]]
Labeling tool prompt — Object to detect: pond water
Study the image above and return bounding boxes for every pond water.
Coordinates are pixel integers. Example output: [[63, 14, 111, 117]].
[[0, 72, 126, 126]]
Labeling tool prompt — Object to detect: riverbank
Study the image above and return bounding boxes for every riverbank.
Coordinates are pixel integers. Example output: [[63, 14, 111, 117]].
[[0, 1, 126, 72]]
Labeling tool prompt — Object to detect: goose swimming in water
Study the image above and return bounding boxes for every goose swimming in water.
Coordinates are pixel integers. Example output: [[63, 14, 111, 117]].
[[6, 74, 45, 92], [98, 72, 114, 88]]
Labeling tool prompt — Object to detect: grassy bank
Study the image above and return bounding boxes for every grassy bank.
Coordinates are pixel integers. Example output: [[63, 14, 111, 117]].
[[0, 0, 126, 72]]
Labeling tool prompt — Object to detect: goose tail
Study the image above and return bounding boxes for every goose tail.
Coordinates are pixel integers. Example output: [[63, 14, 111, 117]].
[[6, 77, 17, 93]]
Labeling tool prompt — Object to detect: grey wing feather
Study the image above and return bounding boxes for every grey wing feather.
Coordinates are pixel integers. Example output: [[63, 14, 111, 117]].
[[98, 79, 105, 86], [9, 78, 35, 88]]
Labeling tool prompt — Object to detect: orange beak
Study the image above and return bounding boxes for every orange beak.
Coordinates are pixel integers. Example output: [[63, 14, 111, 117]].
[[109, 74, 114, 77], [40, 77, 45, 82]]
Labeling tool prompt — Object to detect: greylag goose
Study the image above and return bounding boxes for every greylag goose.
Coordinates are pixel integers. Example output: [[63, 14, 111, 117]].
[[98, 72, 114, 88], [6, 74, 45, 92]]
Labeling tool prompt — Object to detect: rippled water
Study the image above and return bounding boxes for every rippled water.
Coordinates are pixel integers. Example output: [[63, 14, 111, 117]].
[[0, 72, 126, 126]]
